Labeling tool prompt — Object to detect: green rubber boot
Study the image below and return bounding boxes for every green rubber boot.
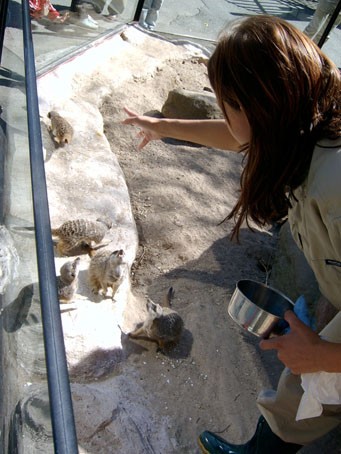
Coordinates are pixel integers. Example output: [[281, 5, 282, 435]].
[[198, 416, 303, 454]]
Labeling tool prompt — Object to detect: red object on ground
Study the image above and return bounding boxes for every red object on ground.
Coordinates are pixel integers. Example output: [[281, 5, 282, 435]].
[[29, 0, 61, 20]]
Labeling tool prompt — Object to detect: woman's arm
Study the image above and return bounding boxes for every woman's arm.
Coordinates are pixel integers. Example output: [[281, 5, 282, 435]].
[[122, 108, 241, 151], [318, 341, 341, 372]]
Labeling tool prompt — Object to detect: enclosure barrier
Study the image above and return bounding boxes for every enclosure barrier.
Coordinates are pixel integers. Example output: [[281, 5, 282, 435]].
[[21, 0, 79, 452]]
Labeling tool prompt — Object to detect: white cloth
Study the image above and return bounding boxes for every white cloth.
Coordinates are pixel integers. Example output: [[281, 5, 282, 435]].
[[296, 313, 341, 421], [296, 372, 341, 420]]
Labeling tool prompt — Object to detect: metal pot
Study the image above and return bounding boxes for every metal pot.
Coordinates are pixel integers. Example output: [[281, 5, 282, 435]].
[[227, 279, 294, 339]]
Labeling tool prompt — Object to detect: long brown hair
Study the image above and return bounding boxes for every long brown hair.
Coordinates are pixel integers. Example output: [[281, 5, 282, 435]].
[[208, 15, 341, 239]]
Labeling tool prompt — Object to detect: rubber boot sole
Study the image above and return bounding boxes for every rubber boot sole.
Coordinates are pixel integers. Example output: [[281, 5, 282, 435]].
[[197, 436, 211, 454]]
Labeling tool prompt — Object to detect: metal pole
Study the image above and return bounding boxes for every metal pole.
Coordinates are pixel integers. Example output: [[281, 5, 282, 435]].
[[21, 0, 79, 452], [318, 0, 341, 47], [133, 0, 145, 22], [0, 0, 9, 64]]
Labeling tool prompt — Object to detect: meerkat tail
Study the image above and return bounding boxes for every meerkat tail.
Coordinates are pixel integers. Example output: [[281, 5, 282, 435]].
[[56, 238, 78, 256], [91, 241, 111, 251], [128, 326, 146, 338], [164, 287, 175, 307], [72, 293, 87, 301]]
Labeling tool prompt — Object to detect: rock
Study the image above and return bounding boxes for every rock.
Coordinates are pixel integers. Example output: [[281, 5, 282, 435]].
[[161, 88, 223, 120]]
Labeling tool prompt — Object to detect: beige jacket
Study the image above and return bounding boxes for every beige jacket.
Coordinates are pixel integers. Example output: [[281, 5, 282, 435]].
[[288, 138, 341, 311]]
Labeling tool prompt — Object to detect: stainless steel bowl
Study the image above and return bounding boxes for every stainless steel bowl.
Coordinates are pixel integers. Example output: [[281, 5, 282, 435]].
[[227, 279, 294, 338]]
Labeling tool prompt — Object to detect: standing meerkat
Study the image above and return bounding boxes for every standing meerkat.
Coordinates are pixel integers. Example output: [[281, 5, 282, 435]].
[[88, 248, 126, 299], [57, 257, 81, 303], [51, 217, 113, 256], [129, 288, 184, 351], [47, 111, 74, 146]]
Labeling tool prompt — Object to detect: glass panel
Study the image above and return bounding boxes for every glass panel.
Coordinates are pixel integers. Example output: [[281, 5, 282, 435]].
[[7, 0, 140, 74], [8, 0, 339, 74], [0, 11, 54, 454], [152, 0, 340, 67]]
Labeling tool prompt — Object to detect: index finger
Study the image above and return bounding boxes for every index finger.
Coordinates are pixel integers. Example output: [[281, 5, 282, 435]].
[[123, 107, 138, 118], [284, 309, 299, 325], [259, 336, 282, 351]]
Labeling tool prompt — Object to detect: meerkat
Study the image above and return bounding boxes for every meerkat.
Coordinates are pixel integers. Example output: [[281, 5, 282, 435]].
[[88, 248, 126, 298], [57, 257, 80, 303], [51, 217, 113, 256], [47, 111, 74, 146], [128, 287, 184, 351]]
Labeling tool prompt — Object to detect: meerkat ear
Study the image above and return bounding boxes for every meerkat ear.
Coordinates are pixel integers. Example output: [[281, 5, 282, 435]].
[[72, 257, 81, 270], [147, 300, 163, 316], [155, 304, 163, 316], [147, 299, 157, 313]]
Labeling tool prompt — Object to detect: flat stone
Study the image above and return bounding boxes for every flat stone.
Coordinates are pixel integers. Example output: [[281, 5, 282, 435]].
[[161, 87, 223, 120]]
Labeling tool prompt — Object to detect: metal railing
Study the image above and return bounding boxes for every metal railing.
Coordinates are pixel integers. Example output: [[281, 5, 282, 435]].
[[21, 0, 79, 451], [318, 0, 341, 47]]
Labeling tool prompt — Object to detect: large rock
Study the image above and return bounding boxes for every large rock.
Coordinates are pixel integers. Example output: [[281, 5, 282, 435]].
[[161, 88, 223, 120]]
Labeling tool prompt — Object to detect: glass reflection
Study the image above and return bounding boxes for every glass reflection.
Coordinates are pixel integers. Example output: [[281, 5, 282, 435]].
[[5, 0, 339, 75], [150, 0, 340, 67], [21, 0, 139, 74], [0, 9, 54, 452]]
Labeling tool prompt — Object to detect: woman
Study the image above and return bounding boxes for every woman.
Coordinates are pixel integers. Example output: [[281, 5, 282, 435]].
[[122, 15, 341, 453]]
